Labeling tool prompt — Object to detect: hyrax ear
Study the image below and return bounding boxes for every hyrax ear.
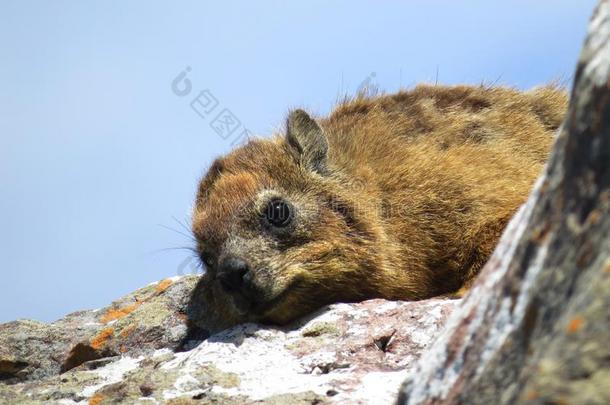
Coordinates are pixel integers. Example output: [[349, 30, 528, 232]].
[[286, 109, 329, 174]]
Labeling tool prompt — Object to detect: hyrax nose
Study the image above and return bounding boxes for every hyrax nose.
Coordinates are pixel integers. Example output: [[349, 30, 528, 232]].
[[218, 256, 250, 293]]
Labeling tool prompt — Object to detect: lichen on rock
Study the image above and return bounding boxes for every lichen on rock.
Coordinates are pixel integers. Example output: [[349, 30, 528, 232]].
[[0, 273, 457, 404], [398, 1, 610, 403]]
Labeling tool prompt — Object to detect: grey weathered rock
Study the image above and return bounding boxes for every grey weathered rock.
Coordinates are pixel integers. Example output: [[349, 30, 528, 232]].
[[0, 276, 457, 403], [0, 276, 199, 384], [398, 2, 610, 404]]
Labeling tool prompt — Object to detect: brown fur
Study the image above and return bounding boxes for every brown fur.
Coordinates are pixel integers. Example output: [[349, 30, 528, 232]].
[[191, 84, 567, 328]]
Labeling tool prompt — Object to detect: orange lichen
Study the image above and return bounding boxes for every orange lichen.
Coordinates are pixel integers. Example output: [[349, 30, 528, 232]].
[[91, 327, 115, 350], [524, 390, 539, 400], [155, 278, 173, 294], [566, 316, 584, 334], [586, 210, 601, 225], [100, 303, 141, 324], [604, 260, 610, 274], [97, 278, 173, 325], [119, 345, 128, 354], [119, 324, 136, 339], [89, 393, 105, 405]]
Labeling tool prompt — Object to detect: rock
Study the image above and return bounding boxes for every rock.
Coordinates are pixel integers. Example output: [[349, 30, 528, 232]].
[[398, 1, 610, 404], [0, 276, 199, 383], [0, 275, 457, 403]]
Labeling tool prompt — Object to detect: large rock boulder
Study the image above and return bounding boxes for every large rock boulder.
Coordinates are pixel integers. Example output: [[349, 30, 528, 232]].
[[0, 276, 198, 384], [0, 275, 457, 404], [398, 1, 610, 404]]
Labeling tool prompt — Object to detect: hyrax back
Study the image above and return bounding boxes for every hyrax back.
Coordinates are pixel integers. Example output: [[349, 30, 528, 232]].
[[191, 84, 567, 329]]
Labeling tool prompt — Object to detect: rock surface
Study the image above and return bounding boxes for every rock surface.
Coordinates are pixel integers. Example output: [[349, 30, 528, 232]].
[[0, 276, 197, 384], [398, 1, 610, 404], [0, 275, 457, 404]]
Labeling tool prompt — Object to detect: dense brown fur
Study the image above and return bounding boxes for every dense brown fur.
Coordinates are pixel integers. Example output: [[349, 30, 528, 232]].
[[191, 84, 567, 329]]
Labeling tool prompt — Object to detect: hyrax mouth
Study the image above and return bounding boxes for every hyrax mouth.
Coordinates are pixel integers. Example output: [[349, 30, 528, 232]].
[[223, 282, 295, 317], [216, 255, 295, 316]]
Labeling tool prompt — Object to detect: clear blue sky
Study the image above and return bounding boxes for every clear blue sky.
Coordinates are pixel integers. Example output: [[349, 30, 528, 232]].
[[0, 0, 597, 323]]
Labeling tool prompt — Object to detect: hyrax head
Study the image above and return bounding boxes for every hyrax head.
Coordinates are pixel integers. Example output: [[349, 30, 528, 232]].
[[192, 110, 384, 324]]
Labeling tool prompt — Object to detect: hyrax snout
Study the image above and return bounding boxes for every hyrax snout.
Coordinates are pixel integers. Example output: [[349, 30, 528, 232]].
[[191, 84, 567, 330]]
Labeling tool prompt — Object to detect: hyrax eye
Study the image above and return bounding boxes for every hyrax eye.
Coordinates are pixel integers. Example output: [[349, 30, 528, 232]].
[[264, 198, 293, 228]]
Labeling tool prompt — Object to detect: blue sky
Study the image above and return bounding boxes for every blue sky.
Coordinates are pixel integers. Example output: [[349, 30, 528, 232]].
[[0, 0, 597, 323]]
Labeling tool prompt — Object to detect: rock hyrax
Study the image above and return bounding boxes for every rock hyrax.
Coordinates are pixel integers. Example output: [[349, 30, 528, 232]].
[[191, 84, 567, 329]]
